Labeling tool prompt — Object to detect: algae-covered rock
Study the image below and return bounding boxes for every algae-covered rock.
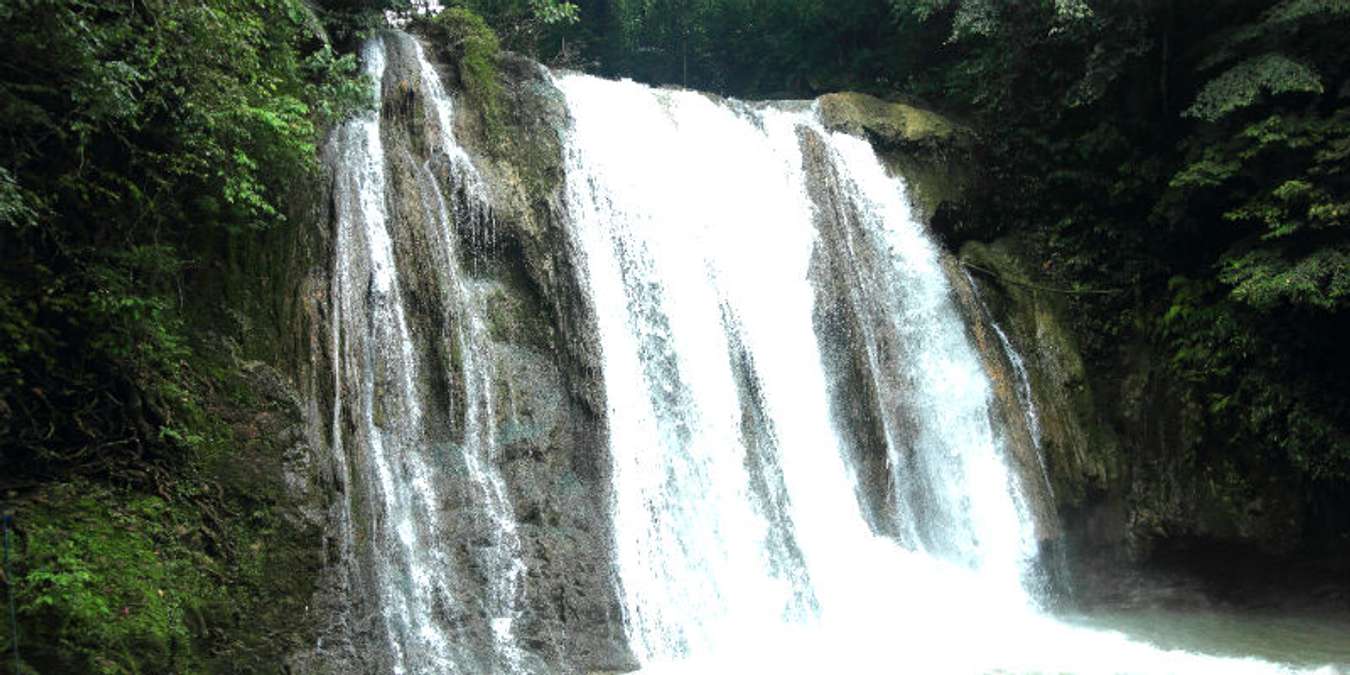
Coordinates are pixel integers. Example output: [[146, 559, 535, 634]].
[[958, 237, 1310, 592], [817, 92, 973, 152], [960, 238, 1121, 512], [817, 92, 976, 223]]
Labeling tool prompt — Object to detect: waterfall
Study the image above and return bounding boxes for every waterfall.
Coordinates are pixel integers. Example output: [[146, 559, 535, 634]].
[[328, 33, 525, 674], [553, 74, 1303, 674], [321, 32, 1316, 674], [965, 269, 1057, 508], [554, 73, 1038, 668]]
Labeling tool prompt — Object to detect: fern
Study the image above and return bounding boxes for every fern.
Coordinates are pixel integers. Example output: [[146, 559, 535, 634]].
[[1220, 246, 1350, 311]]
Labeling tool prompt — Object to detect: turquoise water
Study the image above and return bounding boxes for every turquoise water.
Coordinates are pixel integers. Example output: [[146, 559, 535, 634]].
[[1063, 607, 1350, 671]]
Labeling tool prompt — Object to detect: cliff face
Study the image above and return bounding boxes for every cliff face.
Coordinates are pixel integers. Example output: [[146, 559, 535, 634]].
[[279, 35, 1093, 671], [275, 32, 632, 673], [956, 238, 1350, 608], [271, 35, 1063, 671]]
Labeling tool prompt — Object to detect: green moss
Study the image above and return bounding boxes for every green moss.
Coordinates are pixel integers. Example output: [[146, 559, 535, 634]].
[[2, 337, 322, 673], [817, 92, 973, 151], [815, 92, 975, 221], [888, 154, 968, 221], [12, 483, 217, 673], [419, 8, 505, 140], [960, 239, 1122, 506]]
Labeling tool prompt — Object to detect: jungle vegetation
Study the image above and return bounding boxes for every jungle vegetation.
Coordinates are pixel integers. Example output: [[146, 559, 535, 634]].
[[1, 0, 1346, 670]]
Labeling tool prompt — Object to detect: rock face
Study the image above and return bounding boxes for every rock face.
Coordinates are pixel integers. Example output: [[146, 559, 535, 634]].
[[817, 92, 973, 153], [957, 241, 1121, 558], [954, 237, 1341, 607], [279, 32, 631, 674], [445, 49, 634, 675], [822, 96, 1338, 602], [798, 128, 1059, 552], [943, 253, 1064, 547], [817, 98, 1320, 589]]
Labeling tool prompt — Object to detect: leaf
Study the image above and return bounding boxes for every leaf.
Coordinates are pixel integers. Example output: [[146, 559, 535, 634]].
[[1185, 53, 1324, 121], [1220, 245, 1350, 311], [0, 167, 40, 228], [1264, 0, 1350, 24]]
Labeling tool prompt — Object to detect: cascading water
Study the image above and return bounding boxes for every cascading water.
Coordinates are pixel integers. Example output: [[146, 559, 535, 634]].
[[965, 269, 1057, 509], [410, 38, 528, 671], [555, 72, 1041, 671], [327, 33, 526, 674], [331, 37, 457, 671]]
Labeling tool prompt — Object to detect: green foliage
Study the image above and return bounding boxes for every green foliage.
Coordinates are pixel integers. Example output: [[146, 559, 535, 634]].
[[908, 0, 1000, 39], [0, 18, 366, 668], [15, 484, 212, 673], [1161, 277, 1349, 483], [6, 406, 325, 672], [902, 0, 1093, 41], [1220, 246, 1350, 310], [1185, 53, 1323, 121], [433, 0, 925, 97], [0, 167, 40, 229], [315, 0, 415, 47], [531, 0, 582, 26], [305, 45, 380, 131], [1166, 104, 1350, 313], [433, 0, 577, 58], [599, 0, 916, 96], [0, 0, 368, 476], [910, 0, 1350, 510]]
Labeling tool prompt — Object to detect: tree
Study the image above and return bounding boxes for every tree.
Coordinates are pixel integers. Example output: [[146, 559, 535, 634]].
[[0, 0, 370, 475]]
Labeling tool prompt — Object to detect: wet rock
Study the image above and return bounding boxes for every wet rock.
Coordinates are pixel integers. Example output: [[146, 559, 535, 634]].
[[817, 92, 974, 153], [944, 253, 1062, 545], [817, 92, 977, 223], [959, 239, 1120, 512], [287, 31, 629, 673], [955, 236, 1332, 608]]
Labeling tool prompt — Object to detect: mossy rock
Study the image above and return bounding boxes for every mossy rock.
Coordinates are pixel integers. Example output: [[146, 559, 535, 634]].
[[1, 344, 325, 674], [7, 483, 209, 674], [959, 238, 1122, 509], [817, 92, 976, 223], [817, 92, 975, 154]]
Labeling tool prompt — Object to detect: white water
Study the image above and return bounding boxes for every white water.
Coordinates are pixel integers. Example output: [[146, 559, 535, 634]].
[[411, 38, 527, 671], [553, 73, 1316, 674], [328, 34, 525, 674], [332, 38, 458, 672]]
